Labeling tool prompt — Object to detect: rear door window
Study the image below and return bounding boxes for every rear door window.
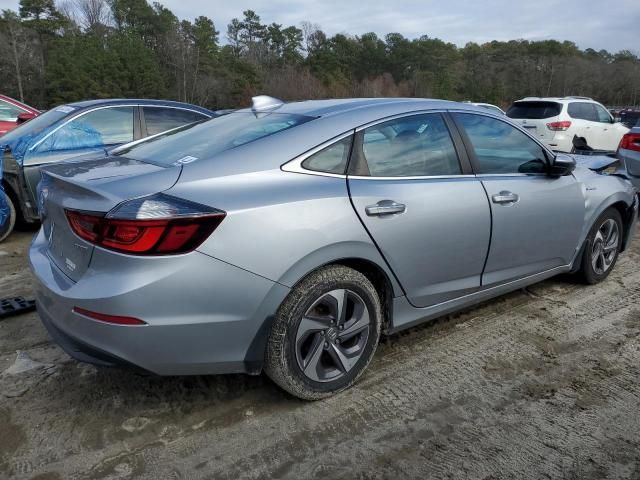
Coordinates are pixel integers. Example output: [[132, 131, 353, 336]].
[[39, 107, 134, 151], [568, 102, 598, 122], [359, 113, 461, 177], [143, 107, 209, 136], [506, 102, 561, 119]]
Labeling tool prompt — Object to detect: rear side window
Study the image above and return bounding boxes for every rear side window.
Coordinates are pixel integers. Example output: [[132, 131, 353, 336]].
[[568, 102, 598, 122], [38, 107, 134, 151], [302, 136, 352, 174], [506, 101, 562, 119], [120, 112, 313, 166], [454, 113, 548, 175], [359, 113, 461, 177], [143, 107, 209, 136]]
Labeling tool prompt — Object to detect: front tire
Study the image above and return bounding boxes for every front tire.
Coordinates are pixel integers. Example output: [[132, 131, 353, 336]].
[[578, 208, 623, 284], [265, 265, 382, 400], [0, 191, 16, 243]]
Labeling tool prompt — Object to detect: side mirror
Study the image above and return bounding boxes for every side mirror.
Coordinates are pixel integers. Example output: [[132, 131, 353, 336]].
[[17, 112, 36, 124], [549, 154, 576, 176], [613, 116, 622, 123]]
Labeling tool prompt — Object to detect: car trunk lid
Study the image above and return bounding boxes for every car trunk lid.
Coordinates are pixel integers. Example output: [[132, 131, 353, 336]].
[[40, 157, 181, 281]]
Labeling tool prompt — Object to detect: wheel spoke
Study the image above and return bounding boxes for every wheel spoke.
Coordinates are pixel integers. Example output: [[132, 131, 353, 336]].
[[302, 334, 325, 381], [327, 343, 356, 373], [296, 316, 330, 344], [339, 312, 370, 341], [326, 289, 348, 325]]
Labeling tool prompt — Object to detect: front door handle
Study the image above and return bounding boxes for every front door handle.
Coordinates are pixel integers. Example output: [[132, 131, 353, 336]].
[[365, 200, 406, 216], [491, 191, 519, 205]]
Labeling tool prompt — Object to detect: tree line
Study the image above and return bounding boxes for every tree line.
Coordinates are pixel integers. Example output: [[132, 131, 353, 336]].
[[1, 0, 639, 111]]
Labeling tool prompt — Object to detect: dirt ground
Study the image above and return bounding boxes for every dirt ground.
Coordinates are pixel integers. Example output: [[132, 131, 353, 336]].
[[1, 230, 640, 480]]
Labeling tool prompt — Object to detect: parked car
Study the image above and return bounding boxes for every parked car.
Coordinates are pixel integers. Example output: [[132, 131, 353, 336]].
[[0, 99, 215, 241], [506, 96, 629, 153], [618, 126, 640, 190], [464, 101, 505, 115], [612, 108, 640, 129], [0, 94, 40, 137], [30, 97, 637, 400]]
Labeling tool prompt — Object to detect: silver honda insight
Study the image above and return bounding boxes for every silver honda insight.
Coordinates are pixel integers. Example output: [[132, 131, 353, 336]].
[[30, 97, 637, 399]]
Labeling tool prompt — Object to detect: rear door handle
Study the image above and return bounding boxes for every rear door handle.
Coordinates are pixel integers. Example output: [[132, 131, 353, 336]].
[[491, 191, 519, 205], [365, 200, 406, 216]]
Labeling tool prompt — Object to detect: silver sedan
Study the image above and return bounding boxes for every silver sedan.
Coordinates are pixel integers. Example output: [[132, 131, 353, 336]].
[[30, 97, 638, 399]]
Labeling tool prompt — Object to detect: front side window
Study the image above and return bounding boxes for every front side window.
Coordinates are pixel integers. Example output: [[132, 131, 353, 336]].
[[39, 107, 134, 151], [359, 113, 461, 177], [0, 100, 26, 121], [143, 107, 209, 136], [568, 102, 597, 122], [454, 113, 548, 175], [302, 136, 352, 174], [594, 104, 612, 123]]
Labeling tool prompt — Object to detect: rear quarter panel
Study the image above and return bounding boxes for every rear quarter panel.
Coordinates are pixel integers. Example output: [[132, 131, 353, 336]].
[[167, 168, 403, 296]]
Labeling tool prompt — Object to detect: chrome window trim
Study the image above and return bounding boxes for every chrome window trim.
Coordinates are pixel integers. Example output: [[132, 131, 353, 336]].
[[281, 106, 536, 181], [140, 104, 213, 118], [349, 174, 477, 181], [30, 104, 139, 152]]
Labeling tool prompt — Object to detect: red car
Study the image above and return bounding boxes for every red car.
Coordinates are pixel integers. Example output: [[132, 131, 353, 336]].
[[0, 95, 39, 136]]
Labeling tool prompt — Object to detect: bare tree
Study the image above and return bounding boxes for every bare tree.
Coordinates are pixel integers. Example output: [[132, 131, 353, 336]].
[[74, 0, 111, 30]]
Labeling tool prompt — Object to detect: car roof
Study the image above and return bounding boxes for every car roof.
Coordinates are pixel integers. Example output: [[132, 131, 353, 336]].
[[0, 94, 39, 113], [515, 96, 595, 103], [65, 98, 214, 115], [235, 97, 481, 119]]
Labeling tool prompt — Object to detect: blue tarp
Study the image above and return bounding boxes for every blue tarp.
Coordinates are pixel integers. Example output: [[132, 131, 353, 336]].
[[0, 162, 8, 228]]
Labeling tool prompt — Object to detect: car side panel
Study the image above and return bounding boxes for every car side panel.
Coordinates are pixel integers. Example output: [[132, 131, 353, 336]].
[[169, 169, 404, 296]]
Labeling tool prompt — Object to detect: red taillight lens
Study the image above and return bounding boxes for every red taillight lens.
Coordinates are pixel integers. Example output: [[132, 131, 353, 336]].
[[547, 121, 572, 131], [65, 196, 225, 255], [73, 307, 146, 325], [619, 132, 640, 152]]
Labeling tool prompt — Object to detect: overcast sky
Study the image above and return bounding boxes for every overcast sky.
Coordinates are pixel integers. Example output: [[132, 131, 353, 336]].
[[1, 0, 638, 53]]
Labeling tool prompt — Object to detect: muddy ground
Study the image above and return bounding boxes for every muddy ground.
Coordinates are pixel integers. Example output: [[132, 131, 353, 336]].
[[1, 229, 639, 480]]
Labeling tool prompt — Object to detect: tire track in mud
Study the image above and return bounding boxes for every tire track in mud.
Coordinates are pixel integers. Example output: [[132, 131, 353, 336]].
[[2, 237, 640, 479]]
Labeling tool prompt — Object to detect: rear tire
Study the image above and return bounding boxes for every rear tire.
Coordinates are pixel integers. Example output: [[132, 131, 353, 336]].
[[0, 191, 16, 243], [265, 265, 382, 400], [578, 208, 622, 284]]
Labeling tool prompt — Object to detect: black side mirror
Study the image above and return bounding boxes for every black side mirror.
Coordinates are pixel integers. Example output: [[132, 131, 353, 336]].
[[549, 153, 576, 176]]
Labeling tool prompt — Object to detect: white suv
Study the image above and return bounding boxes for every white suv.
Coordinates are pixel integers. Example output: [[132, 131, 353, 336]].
[[506, 97, 629, 153]]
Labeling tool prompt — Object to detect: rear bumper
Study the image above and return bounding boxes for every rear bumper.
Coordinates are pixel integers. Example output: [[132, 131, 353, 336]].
[[30, 229, 290, 375]]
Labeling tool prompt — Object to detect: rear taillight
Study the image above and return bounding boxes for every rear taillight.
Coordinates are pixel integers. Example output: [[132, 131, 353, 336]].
[[65, 194, 225, 255], [546, 121, 572, 131], [619, 132, 640, 152]]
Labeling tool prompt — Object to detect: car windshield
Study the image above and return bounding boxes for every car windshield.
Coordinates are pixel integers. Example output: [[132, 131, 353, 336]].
[[506, 101, 562, 119], [117, 112, 314, 166], [0, 106, 73, 143]]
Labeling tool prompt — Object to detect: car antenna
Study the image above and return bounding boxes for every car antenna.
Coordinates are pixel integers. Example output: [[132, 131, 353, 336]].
[[251, 95, 284, 114]]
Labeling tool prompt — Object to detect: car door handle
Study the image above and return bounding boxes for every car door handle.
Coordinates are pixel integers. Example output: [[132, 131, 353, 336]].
[[491, 191, 519, 205], [365, 200, 406, 216]]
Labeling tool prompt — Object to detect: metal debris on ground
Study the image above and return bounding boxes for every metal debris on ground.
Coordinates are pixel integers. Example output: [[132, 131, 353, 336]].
[[0, 296, 36, 319]]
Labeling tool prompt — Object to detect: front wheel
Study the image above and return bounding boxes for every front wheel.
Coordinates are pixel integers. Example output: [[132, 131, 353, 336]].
[[578, 208, 623, 284], [0, 191, 16, 243], [265, 265, 382, 400]]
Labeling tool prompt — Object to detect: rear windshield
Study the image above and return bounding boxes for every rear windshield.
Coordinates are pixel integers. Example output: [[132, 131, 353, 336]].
[[506, 101, 562, 119], [117, 112, 314, 166], [0, 107, 71, 143]]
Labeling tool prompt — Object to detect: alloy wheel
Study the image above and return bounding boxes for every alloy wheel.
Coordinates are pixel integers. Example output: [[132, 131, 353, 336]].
[[295, 289, 371, 383], [591, 218, 619, 275]]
